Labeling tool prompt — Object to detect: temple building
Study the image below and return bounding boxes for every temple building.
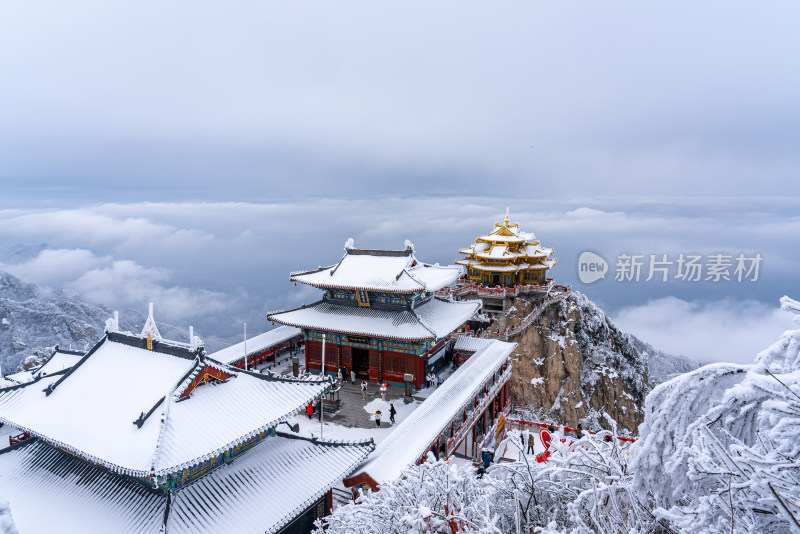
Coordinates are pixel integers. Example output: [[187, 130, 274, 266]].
[[344, 339, 516, 492], [208, 325, 303, 369], [268, 241, 480, 389], [456, 210, 557, 288], [0, 306, 373, 533]]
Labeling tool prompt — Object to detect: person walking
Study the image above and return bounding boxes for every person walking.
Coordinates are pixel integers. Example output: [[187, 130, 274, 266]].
[[389, 403, 396, 424], [350, 370, 356, 384], [361, 381, 368, 401], [374, 410, 382, 427], [337, 368, 343, 382], [527, 432, 535, 455], [380, 382, 387, 401], [305, 402, 313, 420]]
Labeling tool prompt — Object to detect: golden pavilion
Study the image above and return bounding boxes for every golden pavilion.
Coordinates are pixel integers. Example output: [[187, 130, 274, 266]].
[[456, 210, 557, 288]]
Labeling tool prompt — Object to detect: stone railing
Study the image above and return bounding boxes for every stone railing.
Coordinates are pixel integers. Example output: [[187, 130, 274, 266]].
[[481, 285, 571, 341], [435, 279, 555, 300]]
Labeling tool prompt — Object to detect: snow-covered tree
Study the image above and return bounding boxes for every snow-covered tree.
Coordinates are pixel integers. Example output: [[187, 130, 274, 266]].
[[323, 297, 800, 534], [316, 454, 509, 534], [631, 295, 800, 533]]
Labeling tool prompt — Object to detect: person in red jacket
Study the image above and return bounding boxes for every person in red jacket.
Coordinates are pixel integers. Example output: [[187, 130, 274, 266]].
[[305, 402, 313, 419]]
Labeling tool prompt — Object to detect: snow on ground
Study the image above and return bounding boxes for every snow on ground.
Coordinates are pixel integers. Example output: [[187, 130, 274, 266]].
[[255, 346, 305, 376], [362, 398, 419, 426], [289, 411, 398, 445], [412, 362, 457, 399]]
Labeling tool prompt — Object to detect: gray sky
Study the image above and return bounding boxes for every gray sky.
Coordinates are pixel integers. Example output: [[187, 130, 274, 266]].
[[0, 1, 798, 363]]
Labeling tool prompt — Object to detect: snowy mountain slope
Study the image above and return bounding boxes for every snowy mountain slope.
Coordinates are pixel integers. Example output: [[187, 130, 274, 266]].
[[631, 335, 701, 386], [0, 271, 234, 375]]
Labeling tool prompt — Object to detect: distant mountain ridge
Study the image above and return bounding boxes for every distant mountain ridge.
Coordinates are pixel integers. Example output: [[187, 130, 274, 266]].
[[630, 335, 701, 386], [0, 271, 234, 375]]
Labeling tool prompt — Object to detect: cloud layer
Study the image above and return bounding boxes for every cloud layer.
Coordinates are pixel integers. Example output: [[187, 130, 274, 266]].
[[612, 297, 798, 365], [0, 197, 796, 364]]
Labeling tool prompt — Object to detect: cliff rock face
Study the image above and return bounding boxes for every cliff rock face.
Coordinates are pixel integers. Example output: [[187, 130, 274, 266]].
[[492, 292, 648, 434]]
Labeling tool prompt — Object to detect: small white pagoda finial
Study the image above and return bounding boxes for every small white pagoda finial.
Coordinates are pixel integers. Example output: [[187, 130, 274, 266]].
[[141, 302, 163, 341], [404, 239, 415, 253], [344, 237, 355, 251]]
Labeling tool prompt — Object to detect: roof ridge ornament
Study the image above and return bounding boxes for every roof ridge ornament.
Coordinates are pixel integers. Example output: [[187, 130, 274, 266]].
[[140, 303, 163, 341], [504, 207, 510, 226]]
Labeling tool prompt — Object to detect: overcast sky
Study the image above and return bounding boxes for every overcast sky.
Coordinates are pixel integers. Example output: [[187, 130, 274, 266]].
[[1, 1, 798, 364]]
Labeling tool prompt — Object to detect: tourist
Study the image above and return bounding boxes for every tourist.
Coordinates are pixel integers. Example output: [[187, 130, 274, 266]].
[[375, 410, 382, 427], [361, 381, 368, 401], [437, 375, 443, 387], [481, 448, 492, 469], [337, 368, 342, 382], [576, 424, 584, 438], [527, 432, 535, 455], [350, 370, 356, 384], [380, 382, 387, 400], [389, 403, 396, 424], [305, 402, 313, 420]]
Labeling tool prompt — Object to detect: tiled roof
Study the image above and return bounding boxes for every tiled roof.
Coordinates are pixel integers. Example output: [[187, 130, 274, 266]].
[[453, 335, 495, 353], [208, 326, 302, 365], [0, 333, 328, 477], [0, 435, 373, 534], [33, 349, 85, 378], [168, 433, 374, 534], [349, 339, 516, 485], [0, 439, 166, 534], [269, 298, 480, 341], [291, 246, 460, 293]]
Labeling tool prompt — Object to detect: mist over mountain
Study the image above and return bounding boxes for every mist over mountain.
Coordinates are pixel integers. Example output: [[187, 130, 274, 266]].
[[631, 335, 702, 386], [0, 271, 236, 374]]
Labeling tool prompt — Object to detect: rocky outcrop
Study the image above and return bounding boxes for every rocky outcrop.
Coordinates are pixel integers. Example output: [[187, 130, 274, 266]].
[[491, 292, 648, 434]]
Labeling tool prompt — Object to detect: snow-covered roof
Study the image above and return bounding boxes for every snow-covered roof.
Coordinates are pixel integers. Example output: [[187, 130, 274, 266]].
[[459, 215, 557, 271], [454, 258, 557, 272], [168, 433, 374, 533], [476, 221, 534, 243], [269, 298, 480, 341], [453, 335, 495, 354], [4, 369, 35, 385], [351, 339, 516, 485], [291, 245, 461, 293], [0, 376, 16, 389], [458, 242, 553, 261], [0, 332, 329, 477], [0, 435, 373, 534], [33, 348, 84, 378], [208, 326, 302, 365]]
